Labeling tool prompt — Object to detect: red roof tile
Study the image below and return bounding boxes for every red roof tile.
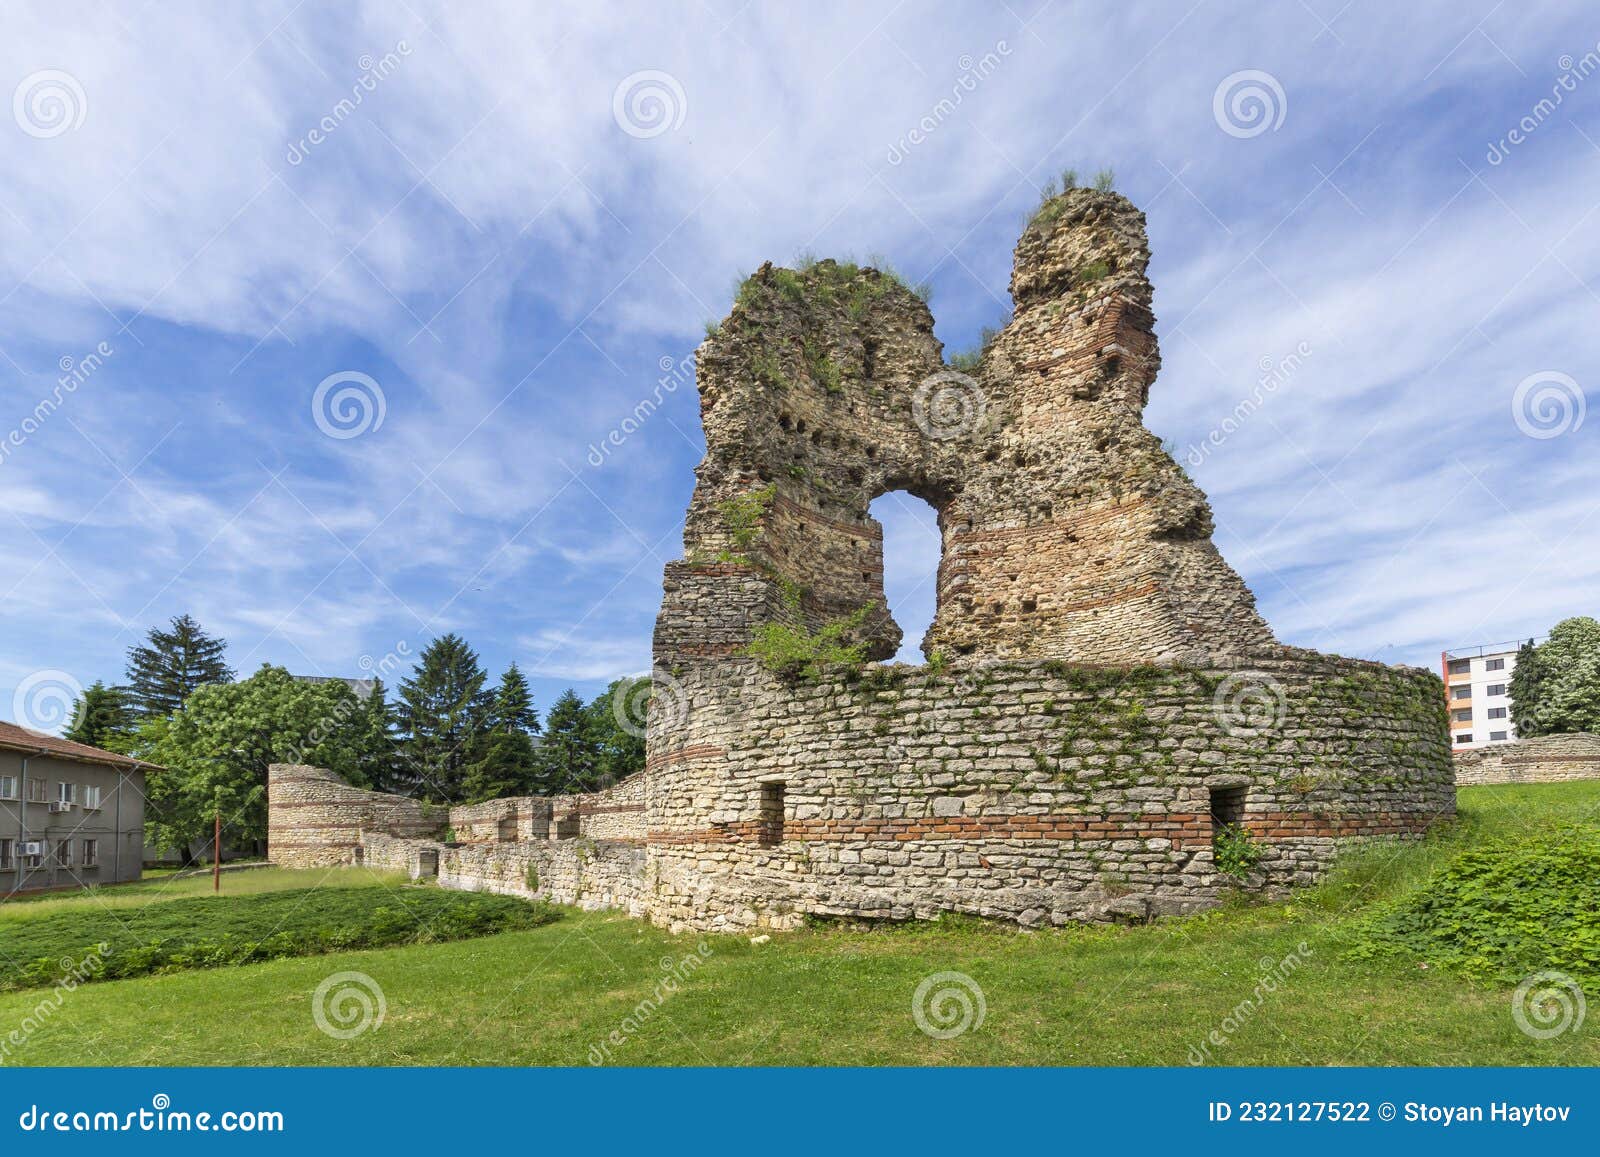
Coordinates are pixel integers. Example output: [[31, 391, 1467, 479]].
[[0, 720, 161, 773]]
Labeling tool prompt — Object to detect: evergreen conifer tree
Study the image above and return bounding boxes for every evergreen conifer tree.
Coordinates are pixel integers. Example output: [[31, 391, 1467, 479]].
[[125, 614, 233, 717]]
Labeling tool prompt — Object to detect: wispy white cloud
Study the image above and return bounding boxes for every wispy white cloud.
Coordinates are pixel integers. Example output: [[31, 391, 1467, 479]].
[[0, 0, 1595, 725]]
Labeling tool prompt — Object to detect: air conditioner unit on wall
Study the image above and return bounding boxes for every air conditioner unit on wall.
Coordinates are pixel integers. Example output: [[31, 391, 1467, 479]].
[[47, 801, 73, 813], [20, 841, 44, 856]]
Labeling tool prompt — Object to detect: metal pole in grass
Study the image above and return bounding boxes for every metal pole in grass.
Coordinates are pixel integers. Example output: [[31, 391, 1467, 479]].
[[213, 809, 221, 893]]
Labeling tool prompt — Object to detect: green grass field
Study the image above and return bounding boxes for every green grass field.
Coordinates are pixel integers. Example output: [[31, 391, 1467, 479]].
[[1, 783, 1596, 1066], [0, 877, 557, 993], [0, 866, 405, 920]]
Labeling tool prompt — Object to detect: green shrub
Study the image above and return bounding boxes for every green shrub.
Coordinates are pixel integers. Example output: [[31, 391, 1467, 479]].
[[1345, 825, 1600, 983], [947, 321, 1007, 371], [1213, 824, 1261, 878], [746, 596, 876, 682], [719, 484, 777, 551], [0, 886, 558, 993]]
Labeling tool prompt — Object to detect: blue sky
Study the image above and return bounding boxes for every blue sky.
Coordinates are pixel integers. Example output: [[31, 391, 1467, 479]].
[[1, 1, 1596, 732]]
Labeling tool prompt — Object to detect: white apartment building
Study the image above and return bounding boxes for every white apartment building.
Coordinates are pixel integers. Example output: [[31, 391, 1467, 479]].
[[1441, 640, 1527, 750]]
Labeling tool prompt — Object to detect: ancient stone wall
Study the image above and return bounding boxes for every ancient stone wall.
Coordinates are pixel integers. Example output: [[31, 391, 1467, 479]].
[[268, 764, 444, 868], [666, 190, 1273, 669], [362, 831, 648, 917], [640, 186, 1454, 931], [267, 187, 1456, 933], [642, 650, 1450, 930], [1453, 733, 1600, 785], [448, 797, 553, 843]]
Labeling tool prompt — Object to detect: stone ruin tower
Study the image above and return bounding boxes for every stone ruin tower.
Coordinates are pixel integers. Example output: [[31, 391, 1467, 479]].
[[659, 192, 1272, 668], [642, 188, 1454, 931]]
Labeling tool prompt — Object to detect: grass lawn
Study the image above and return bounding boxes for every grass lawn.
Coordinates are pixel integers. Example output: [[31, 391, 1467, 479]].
[[1, 783, 1596, 1066], [0, 879, 556, 993], [0, 866, 407, 920]]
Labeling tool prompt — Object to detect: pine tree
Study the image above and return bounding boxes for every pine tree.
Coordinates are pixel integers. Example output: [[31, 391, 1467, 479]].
[[356, 677, 401, 792], [534, 688, 601, 794], [64, 681, 136, 749], [1508, 638, 1546, 738], [396, 634, 490, 802], [489, 663, 541, 735], [125, 614, 233, 717], [461, 729, 540, 803]]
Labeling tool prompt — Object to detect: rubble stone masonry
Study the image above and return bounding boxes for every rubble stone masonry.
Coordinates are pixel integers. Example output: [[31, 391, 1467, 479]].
[[267, 188, 1455, 932], [1453, 733, 1600, 785]]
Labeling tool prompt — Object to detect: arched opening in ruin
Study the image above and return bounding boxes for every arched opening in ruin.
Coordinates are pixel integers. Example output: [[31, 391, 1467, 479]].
[[869, 490, 942, 663]]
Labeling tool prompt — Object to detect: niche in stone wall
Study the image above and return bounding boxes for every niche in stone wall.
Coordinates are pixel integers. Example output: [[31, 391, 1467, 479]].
[[869, 490, 942, 662], [1209, 785, 1247, 842], [757, 781, 786, 847]]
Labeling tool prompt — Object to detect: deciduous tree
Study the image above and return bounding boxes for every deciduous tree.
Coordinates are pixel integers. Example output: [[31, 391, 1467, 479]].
[[145, 665, 368, 853]]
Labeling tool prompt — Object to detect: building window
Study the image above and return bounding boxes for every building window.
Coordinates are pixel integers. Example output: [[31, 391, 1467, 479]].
[[0, 775, 15, 800], [0, 839, 12, 869], [81, 838, 99, 867], [54, 839, 72, 867], [1485, 657, 1505, 671], [1488, 707, 1508, 719], [1447, 659, 1470, 675], [1490, 731, 1508, 742], [1452, 709, 1472, 722], [1455, 734, 1473, 745], [57, 781, 77, 804], [83, 785, 103, 810], [27, 778, 46, 803], [756, 782, 786, 847], [1486, 683, 1506, 696], [1452, 686, 1472, 700]]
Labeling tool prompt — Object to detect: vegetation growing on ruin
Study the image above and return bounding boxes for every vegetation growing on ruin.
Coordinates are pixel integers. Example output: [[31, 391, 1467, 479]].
[[718, 483, 778, 552], [803, 338, 843, 394], [948, 319, 1008, 371], [734, 255, 931, 327], [750, 347, 789, 389], [1026, 166, 1116, 233], [745, 589, 877, 682], [1212, 823, 1263, 879]]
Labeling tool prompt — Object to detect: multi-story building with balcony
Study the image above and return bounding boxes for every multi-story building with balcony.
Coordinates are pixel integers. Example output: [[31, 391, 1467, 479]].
[[1440, 640, 1527, 751], [1, 720, 156, 895]]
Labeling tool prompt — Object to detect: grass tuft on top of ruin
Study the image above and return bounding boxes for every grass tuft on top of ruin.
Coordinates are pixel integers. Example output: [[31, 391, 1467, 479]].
[[732, 254, 931, 322]]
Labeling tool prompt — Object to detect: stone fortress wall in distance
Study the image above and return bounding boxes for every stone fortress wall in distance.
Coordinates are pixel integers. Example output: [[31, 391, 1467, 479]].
[[268, 187, 1456, 932], [1452, 733, 1600, 786]]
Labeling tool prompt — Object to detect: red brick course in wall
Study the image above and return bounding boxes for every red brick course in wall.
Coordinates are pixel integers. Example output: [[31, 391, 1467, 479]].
[[644, 743, 726, 771], [649, 810, 1440, 849]]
